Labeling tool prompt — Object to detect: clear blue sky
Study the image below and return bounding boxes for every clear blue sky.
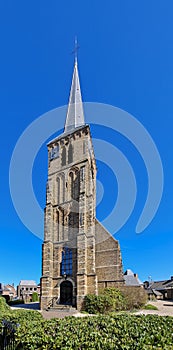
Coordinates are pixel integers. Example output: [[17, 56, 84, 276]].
[[1, 1, 173, 286]]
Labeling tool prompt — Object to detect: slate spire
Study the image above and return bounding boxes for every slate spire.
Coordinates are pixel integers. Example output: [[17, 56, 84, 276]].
[[64, 48, 85, 133]]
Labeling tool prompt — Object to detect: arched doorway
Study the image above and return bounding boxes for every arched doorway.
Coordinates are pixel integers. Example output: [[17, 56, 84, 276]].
[[60, 280, 73, 305]]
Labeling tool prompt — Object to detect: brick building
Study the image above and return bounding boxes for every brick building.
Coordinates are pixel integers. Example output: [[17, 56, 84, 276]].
[[0, 283, 16, 301], [17, 280, 40, 302], [40, 57, 124, 311]]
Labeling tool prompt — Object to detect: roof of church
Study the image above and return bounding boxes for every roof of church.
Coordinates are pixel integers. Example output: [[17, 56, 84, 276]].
[[64, 58, 85, 133]]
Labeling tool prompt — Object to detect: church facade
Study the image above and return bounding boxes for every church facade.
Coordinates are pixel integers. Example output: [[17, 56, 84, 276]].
[[40, 58, 124, 311]]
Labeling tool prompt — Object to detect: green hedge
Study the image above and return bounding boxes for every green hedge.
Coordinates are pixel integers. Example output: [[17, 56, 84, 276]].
[[8, 299, 24, 306], [12, 314, 173, 349], [1, 296, 173, 349], [0, 296, 11, 312], [0, 298, 173, 349]]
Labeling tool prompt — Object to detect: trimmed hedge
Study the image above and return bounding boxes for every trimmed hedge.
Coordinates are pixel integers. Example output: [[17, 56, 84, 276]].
[[8, 299, 24, 306], [0, 296, 172, 349], [8, 314, 173, 349]]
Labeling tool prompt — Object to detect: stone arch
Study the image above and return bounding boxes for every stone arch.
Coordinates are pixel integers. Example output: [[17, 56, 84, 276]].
[[58, 277, 75, 289], [68, 167, 80, 201]]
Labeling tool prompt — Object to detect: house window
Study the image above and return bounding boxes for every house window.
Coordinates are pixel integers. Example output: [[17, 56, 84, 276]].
[[61, 247, 72, 276]]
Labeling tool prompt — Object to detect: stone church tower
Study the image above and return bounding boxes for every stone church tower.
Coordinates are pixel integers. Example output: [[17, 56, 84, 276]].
[[40, 57, 124, 311]]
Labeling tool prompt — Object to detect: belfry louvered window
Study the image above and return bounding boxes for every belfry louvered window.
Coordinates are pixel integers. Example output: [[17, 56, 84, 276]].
[[62, 147, 66, 166], [61, 247, 72, 276]]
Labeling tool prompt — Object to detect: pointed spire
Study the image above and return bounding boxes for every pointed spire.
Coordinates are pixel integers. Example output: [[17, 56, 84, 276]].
[[64, 39, 85, 133]]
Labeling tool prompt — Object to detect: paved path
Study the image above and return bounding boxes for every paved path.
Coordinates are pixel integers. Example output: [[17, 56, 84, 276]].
[[135, 300, 173, 317], [11, 302, 40, 310], [41, 309, 88, 319], [11, 300, 173, 318], [11, 303, 88, 319]]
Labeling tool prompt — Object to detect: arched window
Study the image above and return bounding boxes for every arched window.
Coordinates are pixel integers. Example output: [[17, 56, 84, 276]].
[[69, 172, 74, 199], [68, 144, 73, 164], [73, 171, 80, 200], [57, 177, 60, 204], [62, 147, 66, 166], [60, 174, 65, 203], [56, 210, 59, 241], [61, 247, 72, 276]]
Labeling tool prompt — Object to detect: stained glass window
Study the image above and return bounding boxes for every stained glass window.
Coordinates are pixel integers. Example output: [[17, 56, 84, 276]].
[[61, 247, 72, 276]]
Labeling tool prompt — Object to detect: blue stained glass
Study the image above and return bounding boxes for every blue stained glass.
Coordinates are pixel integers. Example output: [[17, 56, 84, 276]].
[[60, 247, 73, 276]]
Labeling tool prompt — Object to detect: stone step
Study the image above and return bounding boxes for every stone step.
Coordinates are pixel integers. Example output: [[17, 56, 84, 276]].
[[49, 305, 77, 312]]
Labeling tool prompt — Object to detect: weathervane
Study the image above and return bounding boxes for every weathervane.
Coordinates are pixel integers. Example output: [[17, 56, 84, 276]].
[[72, 36, 80, 62]]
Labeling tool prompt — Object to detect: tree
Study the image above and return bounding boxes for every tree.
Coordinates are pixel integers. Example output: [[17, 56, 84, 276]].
[[32, 292, 39, 302]]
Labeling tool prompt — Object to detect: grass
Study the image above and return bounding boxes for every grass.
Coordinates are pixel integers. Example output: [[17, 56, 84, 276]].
[[143, 303, 158, 310]]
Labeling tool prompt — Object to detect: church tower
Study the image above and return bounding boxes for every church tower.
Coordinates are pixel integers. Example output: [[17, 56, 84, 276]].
[[40, 57, 124, 311]]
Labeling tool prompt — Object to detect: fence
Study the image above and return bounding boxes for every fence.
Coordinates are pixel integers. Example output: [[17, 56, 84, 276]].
[[0, 320, 19, 350]]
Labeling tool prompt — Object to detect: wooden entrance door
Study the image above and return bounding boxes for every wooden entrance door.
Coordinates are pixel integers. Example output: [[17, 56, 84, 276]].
[[60, 280, 73, 305]]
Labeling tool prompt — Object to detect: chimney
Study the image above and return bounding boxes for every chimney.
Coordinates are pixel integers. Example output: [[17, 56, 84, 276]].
[[171, 276, 173, 281], [134, 273, 138, 278]]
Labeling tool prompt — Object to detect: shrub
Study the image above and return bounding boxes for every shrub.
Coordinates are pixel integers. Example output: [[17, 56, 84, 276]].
[[84, 294, 111, 314], [120, 286, 148, 310], [8, 299, 24, 306], [0, 296, 11, 312], [0, 309, 43, 332], [85, 288, 127, 314], [85, 287, 147, 314], [101, 288, 127, 311], [9, 309, 43, 323], [32, 292, 39, 302]]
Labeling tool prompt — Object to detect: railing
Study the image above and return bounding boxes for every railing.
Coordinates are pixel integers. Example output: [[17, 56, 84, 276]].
[[0, 320, 19, 350], [47, 297, 59, 309]]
